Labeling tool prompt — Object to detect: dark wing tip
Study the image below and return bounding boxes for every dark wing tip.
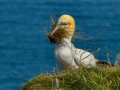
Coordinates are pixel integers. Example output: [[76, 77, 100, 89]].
[[96, 61, 115, 67]]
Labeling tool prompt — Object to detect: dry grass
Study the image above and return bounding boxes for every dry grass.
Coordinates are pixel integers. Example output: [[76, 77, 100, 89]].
[[45, 16, 71, 44]]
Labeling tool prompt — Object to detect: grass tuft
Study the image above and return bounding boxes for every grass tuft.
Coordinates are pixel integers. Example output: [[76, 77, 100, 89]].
[[21, 65, 120, 90]]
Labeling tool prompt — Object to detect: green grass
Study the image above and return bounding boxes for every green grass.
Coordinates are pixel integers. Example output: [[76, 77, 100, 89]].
[[21, 50, 120, 90], [21, 66, 120, 90]]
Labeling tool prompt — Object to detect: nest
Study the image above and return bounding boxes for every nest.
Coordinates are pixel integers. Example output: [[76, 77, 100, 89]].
[[46, 16, 71, 44]]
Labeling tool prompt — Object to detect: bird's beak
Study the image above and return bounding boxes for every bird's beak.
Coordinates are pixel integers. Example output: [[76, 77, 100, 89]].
[[50, 25, 61, 36]]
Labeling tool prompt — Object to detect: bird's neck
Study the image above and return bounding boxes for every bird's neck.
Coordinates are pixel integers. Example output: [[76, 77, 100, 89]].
[[57, 38, 72, 46]]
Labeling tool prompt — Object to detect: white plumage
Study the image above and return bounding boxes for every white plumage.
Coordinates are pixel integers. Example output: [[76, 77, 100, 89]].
[[54, 38, 96, 70]]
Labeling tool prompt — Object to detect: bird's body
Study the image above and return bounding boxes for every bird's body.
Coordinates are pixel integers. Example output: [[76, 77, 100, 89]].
[[47, 14, 114, 70], [54, 38, 96, 70]]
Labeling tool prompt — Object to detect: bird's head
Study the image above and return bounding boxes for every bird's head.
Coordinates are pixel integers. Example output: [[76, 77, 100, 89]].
[[47, 15, 75, 44]]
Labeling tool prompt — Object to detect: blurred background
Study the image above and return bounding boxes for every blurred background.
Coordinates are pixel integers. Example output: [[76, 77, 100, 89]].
[[0, 0, 120, 89]]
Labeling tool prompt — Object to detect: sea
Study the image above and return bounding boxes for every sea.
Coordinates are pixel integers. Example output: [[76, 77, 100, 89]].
[[0, 0, 120, 90]]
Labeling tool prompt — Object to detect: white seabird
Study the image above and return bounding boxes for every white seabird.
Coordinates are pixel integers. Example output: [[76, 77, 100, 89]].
[[47, 15, 114, 70]]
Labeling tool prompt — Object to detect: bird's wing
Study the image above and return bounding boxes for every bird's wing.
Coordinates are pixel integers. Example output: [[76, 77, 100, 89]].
[[74, 48, 115, 67], [74, 48, 96, 67]]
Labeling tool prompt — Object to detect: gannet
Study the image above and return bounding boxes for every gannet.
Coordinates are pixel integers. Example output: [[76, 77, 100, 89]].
[[47, 15, 114, 70]]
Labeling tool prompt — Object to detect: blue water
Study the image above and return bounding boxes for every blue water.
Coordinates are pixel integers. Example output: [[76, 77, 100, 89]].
[[0, 0, 120, 90]]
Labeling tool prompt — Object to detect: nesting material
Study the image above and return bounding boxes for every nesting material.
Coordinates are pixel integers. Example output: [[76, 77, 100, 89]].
[[46, 16, 72, 44]]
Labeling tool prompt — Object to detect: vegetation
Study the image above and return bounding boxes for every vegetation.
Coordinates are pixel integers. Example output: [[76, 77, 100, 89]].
[[21, 64, 120, 90]]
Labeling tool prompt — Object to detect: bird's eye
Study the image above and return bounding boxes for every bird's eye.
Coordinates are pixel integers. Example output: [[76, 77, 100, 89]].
[[61, 22, 66, 25]]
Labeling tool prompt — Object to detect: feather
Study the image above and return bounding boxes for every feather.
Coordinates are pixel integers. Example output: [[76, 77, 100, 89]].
[[55, 78, 59, 89]]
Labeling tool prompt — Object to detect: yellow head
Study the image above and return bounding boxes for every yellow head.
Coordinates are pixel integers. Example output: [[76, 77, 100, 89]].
[[50, 15, 75, 40], [57, 15, 75, 35]]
